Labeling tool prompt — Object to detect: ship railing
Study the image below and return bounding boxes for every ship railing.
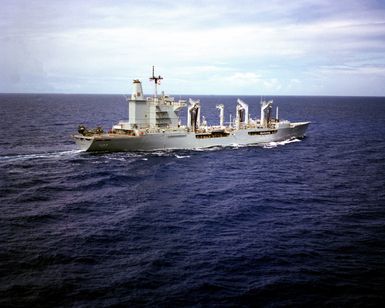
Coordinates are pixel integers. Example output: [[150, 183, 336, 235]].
[[146, 98, 186, 108]]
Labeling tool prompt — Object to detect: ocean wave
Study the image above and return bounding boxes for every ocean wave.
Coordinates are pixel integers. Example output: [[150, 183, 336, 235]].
[[175, 154, 191, 159], [0, 138, 302, 165], [263, 138, 301, 149], [0, 150, 83, 163], [2, 94, 385, 307]]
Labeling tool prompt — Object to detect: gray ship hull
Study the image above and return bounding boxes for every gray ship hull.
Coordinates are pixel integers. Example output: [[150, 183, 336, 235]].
[[73, 122, 310, 152]]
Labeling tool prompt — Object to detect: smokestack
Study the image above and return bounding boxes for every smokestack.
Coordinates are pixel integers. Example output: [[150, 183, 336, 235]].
[[131, 79, 144, 100]]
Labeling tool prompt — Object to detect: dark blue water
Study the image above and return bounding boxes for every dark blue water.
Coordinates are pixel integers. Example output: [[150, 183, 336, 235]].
[[1, 94, 385, 306]]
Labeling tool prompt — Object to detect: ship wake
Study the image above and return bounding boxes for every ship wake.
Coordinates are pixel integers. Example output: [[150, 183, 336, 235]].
[[1, 137, 302, 165], [0, 150, 83, 164], [263, 138, 302, 149]]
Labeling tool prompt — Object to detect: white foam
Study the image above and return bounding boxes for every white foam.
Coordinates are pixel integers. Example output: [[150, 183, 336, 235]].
[[278, 138, 301, 145], [263, 142, 277, 149], [175, 154, 190, 159], [263, 138, 301, 149], [0, 137, 302, 164], [231, 143, 248, 149], [106, 157, 127, 162], [151, 151, 173, 157], [0, 149, 83, 163], [192, 146, 224, 152]]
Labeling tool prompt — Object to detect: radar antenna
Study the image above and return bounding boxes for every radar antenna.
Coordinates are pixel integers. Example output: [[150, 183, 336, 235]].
[[149, 66, 163, 98]]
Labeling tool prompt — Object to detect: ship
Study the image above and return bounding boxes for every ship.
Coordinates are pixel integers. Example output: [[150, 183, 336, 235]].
[[73, 67, 310, 152]]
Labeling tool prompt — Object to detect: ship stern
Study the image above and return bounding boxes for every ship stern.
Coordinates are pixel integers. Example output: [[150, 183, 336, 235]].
[[72, 135, 95, 151]]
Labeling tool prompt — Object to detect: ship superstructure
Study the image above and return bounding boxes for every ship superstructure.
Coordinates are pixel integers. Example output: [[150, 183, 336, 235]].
[[73, 68, 309, 152]]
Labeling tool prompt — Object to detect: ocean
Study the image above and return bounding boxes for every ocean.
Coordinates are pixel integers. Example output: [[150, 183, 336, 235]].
[[1, 94, 385, 306]]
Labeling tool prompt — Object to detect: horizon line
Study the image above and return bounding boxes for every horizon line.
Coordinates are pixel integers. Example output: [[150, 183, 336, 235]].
[[0, 92, 384, 99]]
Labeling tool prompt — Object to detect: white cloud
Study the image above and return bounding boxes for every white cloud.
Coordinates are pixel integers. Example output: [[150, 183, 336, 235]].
[[226, 72, 262, 85], [319, 64, 385, 76], [1, 0, 385, 95]]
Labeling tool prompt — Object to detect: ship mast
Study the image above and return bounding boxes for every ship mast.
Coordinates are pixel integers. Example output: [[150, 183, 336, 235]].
[[149, 66, 163, 98]]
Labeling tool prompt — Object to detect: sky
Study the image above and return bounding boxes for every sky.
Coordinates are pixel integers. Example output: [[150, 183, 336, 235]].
[[1, 0, 385, 96]]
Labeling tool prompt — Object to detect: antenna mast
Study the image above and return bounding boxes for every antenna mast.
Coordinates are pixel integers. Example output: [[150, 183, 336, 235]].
[[149, 66, 163, 98]]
